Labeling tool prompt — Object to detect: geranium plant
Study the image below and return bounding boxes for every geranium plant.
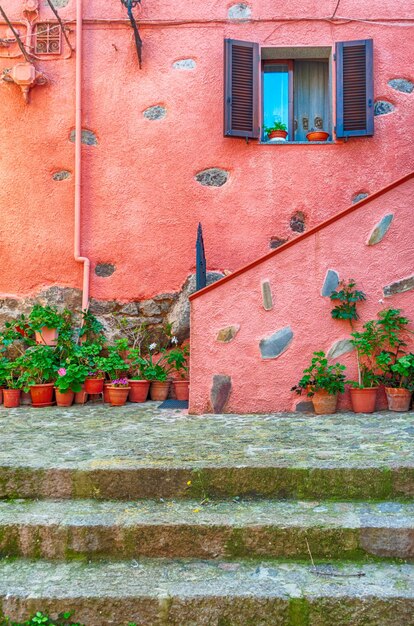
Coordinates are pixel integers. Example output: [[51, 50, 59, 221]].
[[166, 344, 189, 380], [292, 351, 346, 397], [28, 305, 63, 331], [129, 342, 169, 381], [54, 364, 89, 393], [17, 345, 57, 391]]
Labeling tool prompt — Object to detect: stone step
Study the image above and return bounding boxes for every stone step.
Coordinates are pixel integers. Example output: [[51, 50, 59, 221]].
[[1, 406, 413, 501], [1, 558, 413, 625], [0, 499, 413, 560]]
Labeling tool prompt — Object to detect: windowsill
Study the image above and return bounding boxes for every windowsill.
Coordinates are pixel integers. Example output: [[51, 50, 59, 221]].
[[260, 140, 335, 145]]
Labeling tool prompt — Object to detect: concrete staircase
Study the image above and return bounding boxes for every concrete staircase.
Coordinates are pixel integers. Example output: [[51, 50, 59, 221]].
[[0, 404, 413, 625]]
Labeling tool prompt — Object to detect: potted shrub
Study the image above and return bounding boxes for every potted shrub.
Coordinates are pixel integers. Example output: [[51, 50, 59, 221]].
[[128, 348, 150, 403], [379, 353, 414, 412], [77, 343, 106, 394], [306, 128, 329, 141], [141, 343, 170, 401], [3, 360, 22, 408], [29, 305, 63, 346], [54, 363, 89, 407], [18, 345, 57, 406], [101, 341, 129, 402], [166, 342, 190, 401], [264, 120, 288, 141], [0, 357, 9, 404], [107, 377, 131, 406], [292, 351, 346, 414]]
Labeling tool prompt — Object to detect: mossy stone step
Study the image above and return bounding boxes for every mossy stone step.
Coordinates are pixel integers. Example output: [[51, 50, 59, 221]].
[[1, 558, 413, 626], [0, 499, 413, 561], [0, 406, 413, 501]]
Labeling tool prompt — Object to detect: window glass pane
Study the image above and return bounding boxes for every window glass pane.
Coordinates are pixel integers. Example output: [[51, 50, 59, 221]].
[[263, 64, 289, 135]]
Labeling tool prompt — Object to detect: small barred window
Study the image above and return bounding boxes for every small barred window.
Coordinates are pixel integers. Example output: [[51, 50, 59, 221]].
[[35, 23, 61, 54]]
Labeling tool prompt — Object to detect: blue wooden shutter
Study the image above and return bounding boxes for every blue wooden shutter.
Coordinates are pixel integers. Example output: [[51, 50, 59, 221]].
[[224, 39, 260, 139], [336, 39, 374, 138]]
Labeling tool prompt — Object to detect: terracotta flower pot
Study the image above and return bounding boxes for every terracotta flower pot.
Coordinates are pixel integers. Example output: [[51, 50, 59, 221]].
[[0, 387, 3, 404], [128, 380, 150, 403], [385, 387, 412, 412], [34, 327, 58, 346], [85, 378, 104, 394], [268, 130, 288, 140], [306, 131, 329, 141], [20, 391, 32, 405], [350, 387, 378, 413], [311, 390, 338, 415], [150, 381, 170, 401], [107, 385, 130, 406], [173, 380, 189, 401], [74, 384, 88, 404], [103, 381, 112, 403], [3, 389, 21, 408], [30, 382, 54, 406], [55, 388, 75, 407]]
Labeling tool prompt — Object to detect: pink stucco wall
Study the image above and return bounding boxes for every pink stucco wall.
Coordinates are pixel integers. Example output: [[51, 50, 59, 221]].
[[0, 1, 413, 304], [189, 174, 414, 414]]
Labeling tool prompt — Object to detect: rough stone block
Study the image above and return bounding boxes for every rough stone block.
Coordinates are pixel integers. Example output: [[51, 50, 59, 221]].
[[172, 59, 196, 70], [388, 78, 414, 94], [228, 3, 252, 19], [143, 105, 166, 120], [374, 100, 395, 116], [69, 129, 98, 145], [95, 263, 115, 277], [195, 168, 229, 187], [259, 326, 293, 360], [327, 339, 354, 359], [52, 170, 71, 181], [352, 192, 369, 204], [321, 269, 339, 297], [261, 280, 273, 311], [295, 401, 314, 413], [290, 211, 305, 233], [216, 325, 240, 343], [384, 275, 414, 297], [210, 375, 232, 412], [140, 300, 162, 316], [367, 214, 393, 245], [269, 237, 287, 249]]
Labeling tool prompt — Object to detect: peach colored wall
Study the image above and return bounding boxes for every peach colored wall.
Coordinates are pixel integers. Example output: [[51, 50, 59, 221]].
[[189, 174, 414, 414], [0, 1, 413, 304]]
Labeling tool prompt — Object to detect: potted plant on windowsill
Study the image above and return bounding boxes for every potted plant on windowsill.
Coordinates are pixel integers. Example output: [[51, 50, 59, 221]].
[[166, 341, 190, 401], [18, 344, 57, 406], [54, 363, 90, 407], [106, 377, 131, 406], [291, 351, 346, 414], [29, 305, 63, 346], [264, 120, 288, 141], [306, 128, 329, 142]]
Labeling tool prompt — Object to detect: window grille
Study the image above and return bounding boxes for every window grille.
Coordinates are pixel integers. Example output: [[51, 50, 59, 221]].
[[35, 23, 61, 54]]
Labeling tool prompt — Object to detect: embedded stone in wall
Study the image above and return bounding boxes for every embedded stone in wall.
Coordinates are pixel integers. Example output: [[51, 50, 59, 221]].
[[321, 269, 339, 297], [143, 105, 166, 120], [95, 263, 115, 277], [290, 211, 305, 233], [210, 375, 232, 413], [269, 237, 287, 249], [295, 401, 314, 413], [388, 78, 414, 94], [173, 59, 196, 70], [140, 300, 162, 316], [374, 100, 395, 116], [327, 339, 354, 359], [168, 272, 225, 343], [228, 3, 252, 19], [352, 192, 369, 204], [261, 280, 273, 311], [52, 170, 71, 181], [45, 0, 69, 6], [69, 129, 98, 145], [259, 326, 293, 360], [383, 275, 414, 298], [367, 214, 394, 246], [216, 325, 240, 343], [195, 168, 229, 187]]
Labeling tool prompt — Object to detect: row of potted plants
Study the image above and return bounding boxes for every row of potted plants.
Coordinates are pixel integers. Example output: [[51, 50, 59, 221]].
[[292, 280, 414, 414], [0, 305, 189, 408]]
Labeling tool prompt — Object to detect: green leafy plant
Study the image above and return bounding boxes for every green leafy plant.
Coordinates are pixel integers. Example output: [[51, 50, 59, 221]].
[[4, 359, 23, 389], [28, 305, 63, 331], [79, 310, 106, 346], [0, 610, 83, 626], [330, 280, 366, 322], [17, 345, 57, 390], [77, 342, 105, 378], [291, 351, 346, 396], [264, 120, 287, 134], [166, 344, 189, 380], [54, 363, 89, 393], [101, 341, 129, 380]]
